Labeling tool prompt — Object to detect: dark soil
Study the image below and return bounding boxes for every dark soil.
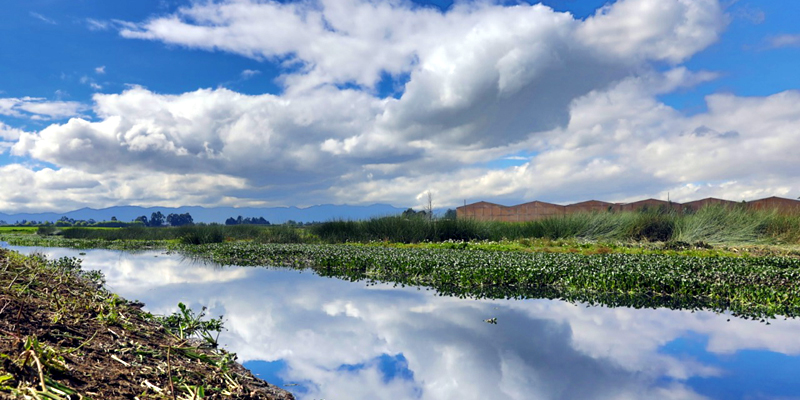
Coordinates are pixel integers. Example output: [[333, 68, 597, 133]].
[[0, 248, 294, 400]]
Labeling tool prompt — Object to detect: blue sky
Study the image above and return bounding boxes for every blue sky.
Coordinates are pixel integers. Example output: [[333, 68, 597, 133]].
[[1, 0, 798, 212]]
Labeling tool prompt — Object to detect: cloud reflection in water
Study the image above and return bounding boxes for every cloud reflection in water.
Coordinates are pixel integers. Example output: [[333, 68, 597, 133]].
[[8, 246, 800, 400]]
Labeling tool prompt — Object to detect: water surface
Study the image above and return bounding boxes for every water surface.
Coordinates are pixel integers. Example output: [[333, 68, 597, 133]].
[[5, 245, 800, 400]]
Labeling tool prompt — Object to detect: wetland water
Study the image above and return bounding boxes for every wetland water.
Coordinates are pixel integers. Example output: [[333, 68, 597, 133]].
[[5, 244, 800, 400]]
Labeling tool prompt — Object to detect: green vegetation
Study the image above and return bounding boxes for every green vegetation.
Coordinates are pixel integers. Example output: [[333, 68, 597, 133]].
[[0, 248, 291, 399], [50, 224, 312, 244], [1, 233, 168, 250], [3, 205, 799, 321], [7, 205, 798, 247], [0, 227, 38, 234], [312, 205, 800, 245], [178, 242, 800, 320]]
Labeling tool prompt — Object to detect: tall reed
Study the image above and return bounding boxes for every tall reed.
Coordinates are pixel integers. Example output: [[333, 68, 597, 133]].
[[312, 205, 800, 244]]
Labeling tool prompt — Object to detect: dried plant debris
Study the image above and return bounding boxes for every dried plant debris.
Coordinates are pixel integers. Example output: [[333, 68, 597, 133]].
[[0, 248, 294, 400]]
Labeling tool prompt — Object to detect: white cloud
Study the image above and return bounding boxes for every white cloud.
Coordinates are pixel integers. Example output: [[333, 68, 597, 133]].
[[13, 86, 390, 187], [575, 0, 725, 63], [118, 0, 723, 94], [7, 0, 796, 210], [331, 77, 800, 207], [0, 97, 85, 120], [86, 18, 111, 31], [0, 122, 24, 141], [0, 163, 252, 213], [30, 12, 57, 25], [240, 69, 260, 79], [95, 66, 106, 74], [768, 34, 800, 48], [0, 123, 25, 155]]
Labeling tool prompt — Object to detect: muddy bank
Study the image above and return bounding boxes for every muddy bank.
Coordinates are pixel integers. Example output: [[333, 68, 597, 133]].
[[0, 248, 294, 399]]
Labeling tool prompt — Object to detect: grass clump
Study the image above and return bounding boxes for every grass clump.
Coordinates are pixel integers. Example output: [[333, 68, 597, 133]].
[[178, 224, 227, 245]]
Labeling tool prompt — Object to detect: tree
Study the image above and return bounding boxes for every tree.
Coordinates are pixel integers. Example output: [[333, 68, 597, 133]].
[[150, 212, 165, 227], [167, 213, 194, 227], [56, 216, 74, 227], [443, 209, 457, 220], [225, 217, 237, 226], [134, 215, 149, 226], [110, 216, 118, 222], [402, 208, 417, 218]]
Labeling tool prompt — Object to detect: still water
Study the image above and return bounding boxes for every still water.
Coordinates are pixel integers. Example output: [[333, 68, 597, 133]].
[[5, 245, 800, 400]]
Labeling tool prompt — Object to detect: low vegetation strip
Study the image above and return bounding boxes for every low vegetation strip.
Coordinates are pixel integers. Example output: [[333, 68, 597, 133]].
[[5, 204, 800, 246], [312, 206, 800, 244], [0, 233, 169, 250], [0, 248, 293, 399], [180, 243, 800, 320]]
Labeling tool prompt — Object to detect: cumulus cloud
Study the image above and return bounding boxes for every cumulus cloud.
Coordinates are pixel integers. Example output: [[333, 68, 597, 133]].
[[0, 123, 26, 155], [8, 0, 795, 210], [0, 122, 23, 141], [0, 164, 253, 213], [331, 77, 800, 207], [575, 0, 724, 63], [4, 0, 742, 210], [13, 86, 394, 188], [116, 0, 725, 151]]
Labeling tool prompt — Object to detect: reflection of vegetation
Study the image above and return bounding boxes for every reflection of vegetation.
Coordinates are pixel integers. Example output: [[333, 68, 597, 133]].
[[180, 242, 800, 320], [0, 249, 290, 399]]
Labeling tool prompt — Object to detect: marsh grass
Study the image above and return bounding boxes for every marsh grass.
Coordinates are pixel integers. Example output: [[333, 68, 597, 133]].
[[10, 205, 800, 246], [62, 225, 176, 240], [312, 205, 800, 244], [56, 224, 314, 245]]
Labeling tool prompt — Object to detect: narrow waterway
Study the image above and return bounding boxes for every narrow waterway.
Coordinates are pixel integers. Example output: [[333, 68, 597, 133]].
[[6, 244, 800, 400]]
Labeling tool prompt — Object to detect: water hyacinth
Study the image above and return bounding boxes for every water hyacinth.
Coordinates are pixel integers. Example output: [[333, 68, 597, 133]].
[[178, 242, 800, 320]]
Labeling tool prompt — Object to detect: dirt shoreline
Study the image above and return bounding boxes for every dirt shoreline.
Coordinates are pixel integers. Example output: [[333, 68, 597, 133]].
[[0, 248, 294, 400]]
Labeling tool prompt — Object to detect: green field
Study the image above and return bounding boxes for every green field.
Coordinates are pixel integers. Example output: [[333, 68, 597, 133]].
[[0, 226, 38, 234]]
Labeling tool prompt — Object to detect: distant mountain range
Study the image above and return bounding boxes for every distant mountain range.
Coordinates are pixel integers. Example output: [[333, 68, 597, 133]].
[[0, 204, 409, 224]]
